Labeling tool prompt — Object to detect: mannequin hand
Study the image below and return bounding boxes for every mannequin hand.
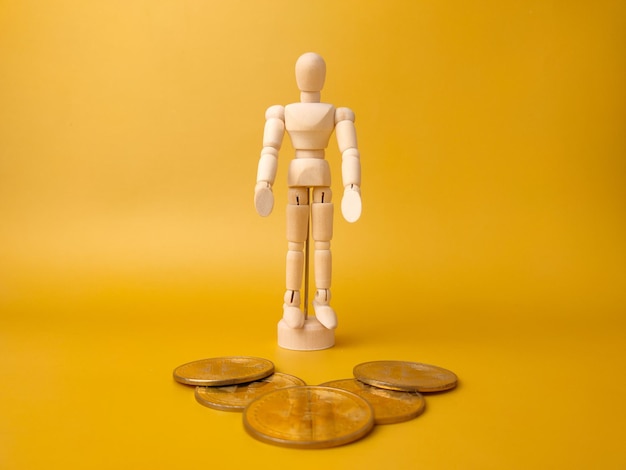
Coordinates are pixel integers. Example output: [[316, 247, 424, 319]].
[[254, 181, 274, 217], [341, 184, 361, 223]]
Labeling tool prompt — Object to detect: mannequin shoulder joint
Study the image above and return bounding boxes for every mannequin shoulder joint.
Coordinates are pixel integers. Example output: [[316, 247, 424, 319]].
[[265, 105, 285, 121], [335, 107, 355, 123]]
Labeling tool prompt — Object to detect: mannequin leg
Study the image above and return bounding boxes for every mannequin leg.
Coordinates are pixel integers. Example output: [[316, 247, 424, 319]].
[[311, 187, 337, 329], [283, 187, 309, 328]]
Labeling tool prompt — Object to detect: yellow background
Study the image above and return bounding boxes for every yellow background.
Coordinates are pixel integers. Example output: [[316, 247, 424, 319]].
[[1, 1, 625, 468]]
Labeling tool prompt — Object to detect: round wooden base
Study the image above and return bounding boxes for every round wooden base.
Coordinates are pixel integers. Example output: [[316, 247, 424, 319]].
[[277, 317, 335, 351]]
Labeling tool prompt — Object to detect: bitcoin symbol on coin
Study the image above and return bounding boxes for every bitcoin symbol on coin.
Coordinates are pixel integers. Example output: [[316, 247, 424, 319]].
[[195, 372, 306, 411]]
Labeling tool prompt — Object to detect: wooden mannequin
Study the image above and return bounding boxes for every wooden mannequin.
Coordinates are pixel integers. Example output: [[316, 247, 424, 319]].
[[254, 52, 361, 350]]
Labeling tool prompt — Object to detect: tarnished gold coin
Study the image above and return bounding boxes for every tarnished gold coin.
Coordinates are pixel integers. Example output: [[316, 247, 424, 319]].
[[354, 360, 457, 392], [243, 386, 374, 449], [320, 378, 426, 424], [173, 356, 274, 386], [195, 372, 306, 411]]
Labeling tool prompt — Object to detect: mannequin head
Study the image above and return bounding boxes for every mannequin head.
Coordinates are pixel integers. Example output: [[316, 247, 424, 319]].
[[295, 52, 326, 93]]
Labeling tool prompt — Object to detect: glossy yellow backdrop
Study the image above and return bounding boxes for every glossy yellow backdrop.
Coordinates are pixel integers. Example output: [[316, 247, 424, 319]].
[[1, 1, 625, 468]]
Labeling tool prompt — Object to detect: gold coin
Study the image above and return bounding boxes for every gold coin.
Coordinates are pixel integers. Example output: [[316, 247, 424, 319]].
[[195, 372, 306, 411], [354, 360, 458, 392], [173, 356, 274, 386], [320, 378, 425, 424], [243, 385, 374, 449]]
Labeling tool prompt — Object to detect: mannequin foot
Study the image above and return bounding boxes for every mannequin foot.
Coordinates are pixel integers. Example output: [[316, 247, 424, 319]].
[[312, 302, 337, 330], [283, 305, 305, 329]]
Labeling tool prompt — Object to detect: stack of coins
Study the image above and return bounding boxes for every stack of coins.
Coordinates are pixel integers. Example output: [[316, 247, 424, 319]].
[[173, 356, 306, 411], [173, 357, 458, 449]]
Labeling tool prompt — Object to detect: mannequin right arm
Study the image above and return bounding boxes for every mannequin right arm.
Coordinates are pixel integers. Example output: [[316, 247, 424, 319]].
[[255, 105, 285, 217]]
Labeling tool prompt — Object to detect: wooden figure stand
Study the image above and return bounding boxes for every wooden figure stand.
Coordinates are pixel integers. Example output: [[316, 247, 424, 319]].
[[254, 52, 362, 351]]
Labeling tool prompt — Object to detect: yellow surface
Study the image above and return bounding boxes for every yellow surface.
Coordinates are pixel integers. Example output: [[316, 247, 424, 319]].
[[1, 1, 625, 468]]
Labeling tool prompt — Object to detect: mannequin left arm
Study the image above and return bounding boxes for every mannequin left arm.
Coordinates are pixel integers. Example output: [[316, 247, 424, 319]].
[[335, 107, 361, 223]]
